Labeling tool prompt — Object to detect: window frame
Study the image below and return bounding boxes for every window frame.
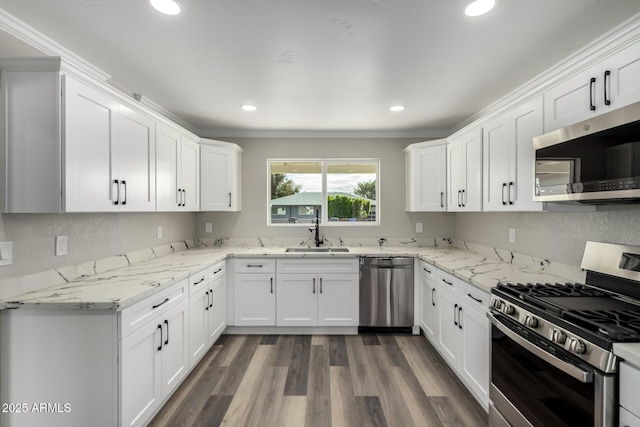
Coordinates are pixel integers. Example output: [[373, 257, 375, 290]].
[[267, 158, 380, 227]]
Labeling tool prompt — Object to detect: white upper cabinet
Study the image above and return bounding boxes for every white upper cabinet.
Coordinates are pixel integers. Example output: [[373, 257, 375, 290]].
[[544, 39, 640, 132], [0, 58, 193, 213], [483, 96, 544, 211], [156, 124, 200, 212], [447, 128, 482, 212], [200, 139, 243, 211], [405, 139, 447, 212]]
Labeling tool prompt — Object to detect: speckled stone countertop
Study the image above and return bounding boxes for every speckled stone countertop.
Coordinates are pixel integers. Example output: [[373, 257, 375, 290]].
[[0, 238, 584, 311]]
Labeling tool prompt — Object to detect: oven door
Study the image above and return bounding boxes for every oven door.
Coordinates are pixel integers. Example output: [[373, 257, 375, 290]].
[[488, 312, 615, 427]]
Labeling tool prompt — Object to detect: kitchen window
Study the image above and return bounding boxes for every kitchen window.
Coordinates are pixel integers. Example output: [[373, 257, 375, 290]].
[[268, 159, 379, 226]]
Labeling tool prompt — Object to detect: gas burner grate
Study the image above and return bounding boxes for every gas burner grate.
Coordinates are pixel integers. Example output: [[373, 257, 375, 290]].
[[496, 282, 607, 298], [566, 310, 640, 341]]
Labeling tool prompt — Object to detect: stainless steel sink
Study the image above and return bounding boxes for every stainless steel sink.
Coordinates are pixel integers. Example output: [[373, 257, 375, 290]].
[[285, 247, 349, 253]]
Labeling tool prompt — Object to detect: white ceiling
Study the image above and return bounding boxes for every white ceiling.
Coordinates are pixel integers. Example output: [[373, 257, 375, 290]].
[[1, 0, 640, 137]]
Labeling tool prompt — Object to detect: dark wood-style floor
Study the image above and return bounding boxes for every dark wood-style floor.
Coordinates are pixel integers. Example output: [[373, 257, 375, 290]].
[[149, 334, 488, 427]]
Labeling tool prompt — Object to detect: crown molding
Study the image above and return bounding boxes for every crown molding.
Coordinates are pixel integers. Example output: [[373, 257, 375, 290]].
[[133, 94, 198, 134], [0, 8, 110, 82], [196, 128, 451, 139]]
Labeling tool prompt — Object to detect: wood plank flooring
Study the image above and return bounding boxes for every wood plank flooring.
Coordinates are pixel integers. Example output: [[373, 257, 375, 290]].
[[149, 334, 488, 427]]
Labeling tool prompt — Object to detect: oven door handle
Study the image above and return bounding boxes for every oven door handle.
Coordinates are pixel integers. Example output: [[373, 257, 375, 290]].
[[489, 313, 594, 384]]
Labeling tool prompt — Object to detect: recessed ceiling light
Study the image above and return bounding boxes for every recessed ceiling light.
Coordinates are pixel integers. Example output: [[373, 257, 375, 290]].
[[390, 105, 406, 112], [150, 0, 181, 16], [241, 104, 257, 111], [464, 0, 497, 17]]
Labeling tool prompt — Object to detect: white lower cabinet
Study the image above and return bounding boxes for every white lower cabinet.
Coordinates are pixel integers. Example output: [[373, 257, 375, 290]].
[[620, 361, 640, 426], [419, 261, 438, 343], [233, 259, 276, 326], [120, 281, 189, 427], [187, 262, 226, 369], [435, 269, 490, 410], [275, 258, 359, 328]]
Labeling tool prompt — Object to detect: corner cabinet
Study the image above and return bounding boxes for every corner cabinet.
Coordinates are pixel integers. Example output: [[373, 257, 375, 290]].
[[482, 96, 544, 212], [447, 127, 483, 212], [200, 139, 243, 211], [405, 139, 447, 212], [156, 124, 200, 212]]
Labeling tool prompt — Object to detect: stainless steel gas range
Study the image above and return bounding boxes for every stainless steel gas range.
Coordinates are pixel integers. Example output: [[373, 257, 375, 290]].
[[488, 241, 640, 427]]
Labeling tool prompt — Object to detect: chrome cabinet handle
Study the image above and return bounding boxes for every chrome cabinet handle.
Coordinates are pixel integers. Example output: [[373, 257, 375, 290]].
[[604, 70, 611, 106], [228, 192, 232, 208], [508, 182, 514, 205], [114, 179, 120, 205], [121, 180, 127, 205], [589, 77, 596, 111]]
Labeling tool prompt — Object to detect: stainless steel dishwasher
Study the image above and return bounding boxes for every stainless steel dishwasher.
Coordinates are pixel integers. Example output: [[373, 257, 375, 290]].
[[359, 257, 414, 331]]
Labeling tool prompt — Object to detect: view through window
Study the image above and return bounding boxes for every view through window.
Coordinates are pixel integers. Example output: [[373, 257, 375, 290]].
[[269, 159, 379, 226]]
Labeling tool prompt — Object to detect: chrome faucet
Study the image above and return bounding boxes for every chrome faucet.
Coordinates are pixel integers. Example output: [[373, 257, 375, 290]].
[[309, 207, 324, 247]]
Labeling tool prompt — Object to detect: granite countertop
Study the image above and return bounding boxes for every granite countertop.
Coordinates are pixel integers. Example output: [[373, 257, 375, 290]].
[[0, 242, 581, 311]]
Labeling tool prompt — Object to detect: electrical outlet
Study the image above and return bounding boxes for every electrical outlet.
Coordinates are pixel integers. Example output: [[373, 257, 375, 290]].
[[416, 223, 423, 233], [205, 223, 212, 233], [157, 226, 163, 239], [55, 236, 68, 256], [509, 228, 516, 243]]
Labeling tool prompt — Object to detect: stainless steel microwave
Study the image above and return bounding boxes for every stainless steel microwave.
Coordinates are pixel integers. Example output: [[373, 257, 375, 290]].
[[533, 100, 640, 204]]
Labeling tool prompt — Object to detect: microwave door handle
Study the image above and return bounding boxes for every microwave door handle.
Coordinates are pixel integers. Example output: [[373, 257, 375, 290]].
[[488, 313, 593, 383]]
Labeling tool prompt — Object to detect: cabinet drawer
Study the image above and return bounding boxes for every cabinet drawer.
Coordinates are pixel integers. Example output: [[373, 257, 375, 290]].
[[460, 281, 489, 313], [418, 259, 437, 282], [189, 268, 207, 295], [437, 269, 460, 295], [620, 362, 640, 414], [234, 258, 276, 273], [620, 406, 640, 427], [277, 258, 358, 274], [120, 279, 187, 339], [208, 260, 226, 282]]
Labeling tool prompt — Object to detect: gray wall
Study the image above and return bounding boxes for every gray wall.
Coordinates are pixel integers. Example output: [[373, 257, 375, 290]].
[[196, 138, 454, 240], [0, 212, 197, 280], [453, 207, 640, 267]]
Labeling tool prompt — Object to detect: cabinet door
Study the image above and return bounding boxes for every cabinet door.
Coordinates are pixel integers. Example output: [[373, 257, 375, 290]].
[[234, 273, 276, 326], [459, 303, 489, 409], [208, 277, 226, 346], [447, 138, 463, 212], [117, 106, 156, 212], [156, 124, 180, 211], [64, 75, 119, 212], [180, 137, 200, 211], [437, 288, 460, 370], [419, 274, 438, 343], [120, 318, 162, 427], [462, 128, 483, 211], [511, 96, 544, 211], [160, 299, 189, 399], [277, 273, 318, 327], [407, 145, 447, 212], [603, 39, 640, 114], [482, 118, 510, 211], [317, 273, 359, 327], [201, 144, 233, 211], [188, 287, 208, 370], [543, 65, 600, 132]]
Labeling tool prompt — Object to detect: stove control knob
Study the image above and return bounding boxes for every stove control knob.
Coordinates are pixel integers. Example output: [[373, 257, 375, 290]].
[[550, 329, 566, 344], [522, 315, 538, 328], [566, 337, 586, 355], [500, 304, 515, 315], [491, 299, 503, 310]]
